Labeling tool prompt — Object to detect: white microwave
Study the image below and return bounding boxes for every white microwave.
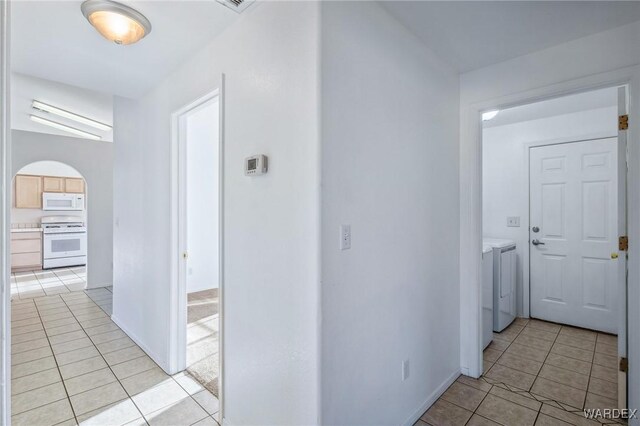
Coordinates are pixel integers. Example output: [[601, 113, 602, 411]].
[[42, 193, 85, 211]]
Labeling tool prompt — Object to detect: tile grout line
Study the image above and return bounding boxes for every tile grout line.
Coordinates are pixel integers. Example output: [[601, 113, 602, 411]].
[[486, 320, 550, 413], [29, 295, 80, 425], [500, 320, 620, 424], [484, 320, 600, 424], [443, 321, 541, 424], [548, 328, 617, 409], [16, 286, 242, 425], [57, 290, 150, 425], [460, 378, 494, 426], [58, 290, 215, 424], [584, 333, 599, 417], [13, 268, 87, 300], [10, 292, 117, 414], [529, 321, 564, 425]]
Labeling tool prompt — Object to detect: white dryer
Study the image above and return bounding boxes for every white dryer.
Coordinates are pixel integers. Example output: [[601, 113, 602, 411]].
[[483, 238, 517, 332], [482, 244, 494, 349]]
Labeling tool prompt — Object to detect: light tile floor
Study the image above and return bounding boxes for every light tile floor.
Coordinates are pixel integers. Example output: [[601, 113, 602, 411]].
[[417, 318, 621, 426], [12, 268, 113, 315], [11, 289, 220, 425], [11, 268, 88, 299]]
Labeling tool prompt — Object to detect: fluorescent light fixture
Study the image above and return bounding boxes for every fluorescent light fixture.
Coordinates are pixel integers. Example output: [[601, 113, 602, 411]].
[[482, 110, 499, 121], [81, 0, 152, 45], [32, 100, 112, 131], [30, 115, 102, 140]]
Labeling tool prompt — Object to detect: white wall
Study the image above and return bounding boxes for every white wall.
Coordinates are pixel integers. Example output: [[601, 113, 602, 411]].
[[11, 130, 113, 288], [113, 2, 320, 424], [18, 161, 82, 178], [460, 20, 640, 417], [320, 3, 460, 425], [185, 99, 219, 293], [11, 73, 113, 142], [483, 106, 617, 315], [12, 160, 86, 226]]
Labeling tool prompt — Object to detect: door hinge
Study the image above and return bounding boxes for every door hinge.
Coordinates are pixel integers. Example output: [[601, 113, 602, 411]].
[[619, 236, 629, 251], [619, 115, 629, 131], [620, 357, 628, 373]]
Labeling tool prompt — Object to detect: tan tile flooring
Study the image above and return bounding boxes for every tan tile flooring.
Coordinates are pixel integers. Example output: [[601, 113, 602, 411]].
[[11, 290, 220, 425], [417, 318, 621, 426]]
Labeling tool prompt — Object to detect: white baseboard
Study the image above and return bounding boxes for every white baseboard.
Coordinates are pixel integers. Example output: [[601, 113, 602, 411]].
[[111, 315, 169, 373], [85, 283, 112, 290], [401, 369, 461, 426]]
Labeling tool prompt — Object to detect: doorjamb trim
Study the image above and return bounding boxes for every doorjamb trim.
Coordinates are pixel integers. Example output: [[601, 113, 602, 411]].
[[169, 83, 224, 418], [461, 65, 639, 382]]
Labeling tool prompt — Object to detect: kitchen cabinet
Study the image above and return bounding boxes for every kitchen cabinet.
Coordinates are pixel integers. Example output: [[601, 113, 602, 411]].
[[11, 231, 42, 272], [43, 176, 65, 192], [15, 175, 42, 209], [15, 174, 86, 209], [65, 178, 85, 193]]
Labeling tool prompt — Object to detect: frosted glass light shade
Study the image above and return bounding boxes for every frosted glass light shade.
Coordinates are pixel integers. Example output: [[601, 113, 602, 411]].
[[81, 0, 151, 45]]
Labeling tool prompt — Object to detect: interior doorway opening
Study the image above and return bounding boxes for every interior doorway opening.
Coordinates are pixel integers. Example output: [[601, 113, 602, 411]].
[[480, 85, 628, 412], [171, 90, 222, 404], [10, 160, 89, 297]]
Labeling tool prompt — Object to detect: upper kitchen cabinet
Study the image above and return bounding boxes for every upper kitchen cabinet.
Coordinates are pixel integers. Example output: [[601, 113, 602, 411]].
[[65, 178, 85, 193], [15, 175, 42, 208], [43, 176, 65, 192]]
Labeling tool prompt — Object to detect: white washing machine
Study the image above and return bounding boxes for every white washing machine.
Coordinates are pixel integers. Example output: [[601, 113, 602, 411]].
[[483, 238, 517, 332], [482, 244, 494, 349]]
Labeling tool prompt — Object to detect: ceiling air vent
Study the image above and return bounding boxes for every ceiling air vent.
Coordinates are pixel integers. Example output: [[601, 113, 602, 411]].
[[216, 0, 255, 13]]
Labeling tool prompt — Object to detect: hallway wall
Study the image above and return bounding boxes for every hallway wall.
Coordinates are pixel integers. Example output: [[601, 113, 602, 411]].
[[320, 2, 460, 424], [113, 2, 321, 424]]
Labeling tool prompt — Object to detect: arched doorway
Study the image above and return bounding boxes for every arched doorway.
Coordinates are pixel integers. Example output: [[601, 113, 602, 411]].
[[10, 160, 89, 298]]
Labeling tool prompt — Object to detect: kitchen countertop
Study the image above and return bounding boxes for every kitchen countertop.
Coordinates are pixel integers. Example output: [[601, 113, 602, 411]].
[[11, 228, 43, 233]]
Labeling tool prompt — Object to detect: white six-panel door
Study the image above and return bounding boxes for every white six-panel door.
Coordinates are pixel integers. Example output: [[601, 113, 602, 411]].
[[530, 138, 618, 333]]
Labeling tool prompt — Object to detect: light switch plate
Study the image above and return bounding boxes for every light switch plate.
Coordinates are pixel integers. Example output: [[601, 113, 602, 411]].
[[402, 359, 410, 381], [507, 216, 520, 227], [340, 225, 351, 250]]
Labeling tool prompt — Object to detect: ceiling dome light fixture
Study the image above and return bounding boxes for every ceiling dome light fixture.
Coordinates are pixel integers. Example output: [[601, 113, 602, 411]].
[[482, 110, 499, 121], [81, 0, 152, 45]]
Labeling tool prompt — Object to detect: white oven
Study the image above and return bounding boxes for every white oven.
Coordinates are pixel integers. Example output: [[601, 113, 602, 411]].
[[43, 193, 85, 211], [42, 216, 87, 269]]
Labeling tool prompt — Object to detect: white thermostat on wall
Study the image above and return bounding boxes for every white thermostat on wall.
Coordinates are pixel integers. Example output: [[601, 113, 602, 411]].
[[245, 154, 268, 176]]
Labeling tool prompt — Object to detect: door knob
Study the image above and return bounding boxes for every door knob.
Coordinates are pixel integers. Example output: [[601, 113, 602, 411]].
[[532, 239, 545, 246]]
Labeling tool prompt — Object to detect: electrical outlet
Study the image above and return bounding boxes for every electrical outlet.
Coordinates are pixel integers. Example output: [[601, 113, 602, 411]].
[[402, 359, 410, 381], [507, 216, 520, 227], [340, 225, 351, 250]]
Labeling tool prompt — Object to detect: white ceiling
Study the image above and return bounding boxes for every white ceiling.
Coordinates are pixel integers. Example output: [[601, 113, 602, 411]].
[[380, 1, 640, 73], [11, 1, 240, 98], [483, 86, 618, 129], [11, 1, 640, 99]]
